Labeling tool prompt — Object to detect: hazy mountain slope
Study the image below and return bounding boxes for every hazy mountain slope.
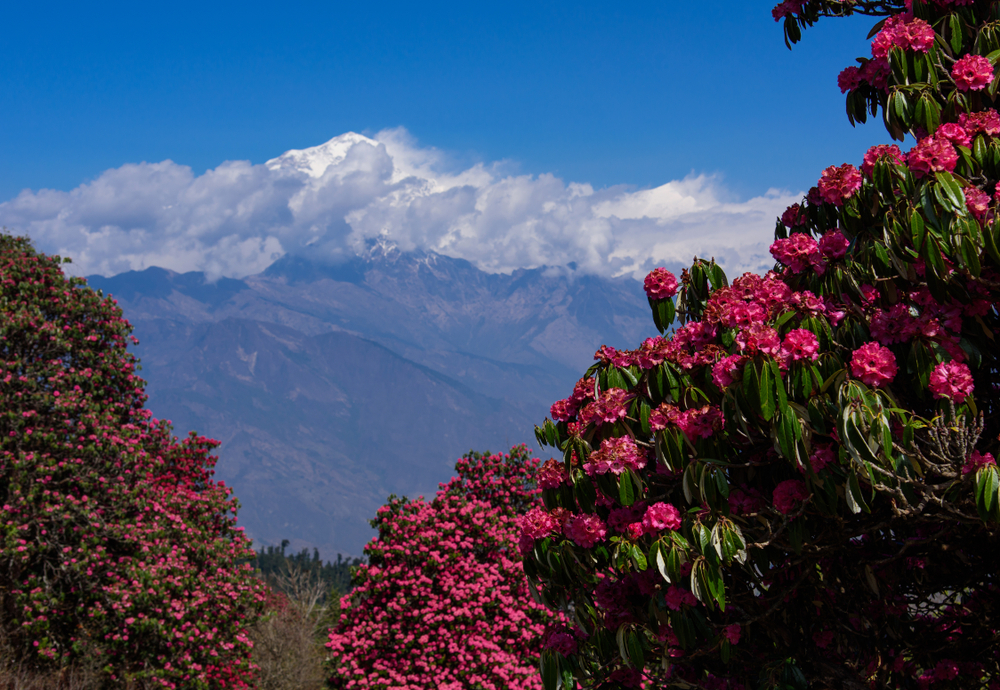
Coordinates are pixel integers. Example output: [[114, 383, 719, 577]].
[[87, 248, 656, 555]]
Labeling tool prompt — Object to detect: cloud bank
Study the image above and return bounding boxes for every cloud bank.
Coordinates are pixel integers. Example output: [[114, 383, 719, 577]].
[[0, 129, 801, 280]]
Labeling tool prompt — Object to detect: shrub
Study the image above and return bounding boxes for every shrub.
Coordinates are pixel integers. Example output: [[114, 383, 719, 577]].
[[0, 234, 266, 688], [325, 447, 562, 690], [525, 2, 1000, 687]]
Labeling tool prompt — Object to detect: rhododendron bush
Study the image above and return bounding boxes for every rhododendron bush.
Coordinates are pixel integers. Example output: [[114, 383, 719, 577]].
[[0, 234, 266, 687], [526, 2, 1000, 687], [325, 447, 562, 690]]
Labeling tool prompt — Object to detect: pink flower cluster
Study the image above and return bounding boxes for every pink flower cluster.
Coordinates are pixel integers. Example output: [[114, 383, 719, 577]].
[[579, 387, 634, 426], [871, 16, 935, 58], [817, 164, 863, 206], [643, 267, 679, 300], [963, 450, 996, 474], [952, 54, 995, 92], [861, 144, 905, 176], [327, 447, 560, 690], [850, 342, 898, 387], [772, 479, 810, 514], [907, 134, 959, 177], [585, 436, 646, 476], [928, 361, 974, 402], [771, 233, 823, 273]]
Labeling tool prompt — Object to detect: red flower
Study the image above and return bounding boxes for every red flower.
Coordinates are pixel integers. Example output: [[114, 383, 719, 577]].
[[850, 342, 898, 387], [907, 135, 958, 178], [928, 361, 974, 402], [644, 267, 679, 300], [861, 144, 904, 176], [772, 479, 809, 514], [817, 164, 863, 206], [952, 54, 995, 92]]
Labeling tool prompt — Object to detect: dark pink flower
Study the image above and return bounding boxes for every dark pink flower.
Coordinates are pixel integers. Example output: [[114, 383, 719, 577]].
[[580, 387, 634, 426], [677, 405, 724, 440], [585, 435, 645, 476], [537, 458, 568, 490], [521, 506, 561, 540], [959, 109, 1000, 136], [937, 122, 971, 148], [712, 354, 746, 389], [736, 322, 781, 356], [817, 164, 863, 206], [550, 398, 576, 422], [871, 16, 934, 58], [770, 233, 822, 273], [644, 267, 679, 300], [860, 57, 890, 89], [807, 445, 836, 473], [963, 450, 996, 474], [781, 203, 805, 228], [723, 624, 742, 645], [564, 513, 608, 548], [641, 502, 681, 534], [649, 403, 680, 431], [907, 135, 958, 177], [861, 144, 905, 176], [929, 361, 974, 402], [781, 328, 820, 362], [965, 186, 990, 219], [850, 342, 898, 387], [771, 0, 803, 21], [952, 54, 994, 92], [838, 66, 862, 93], [663, 586, 698, 610], [813, 630, 835, 648], [773, 479, 809, 514]]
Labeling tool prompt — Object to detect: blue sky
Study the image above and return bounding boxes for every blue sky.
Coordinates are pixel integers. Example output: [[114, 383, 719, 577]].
[[0, 1, 898, 279]]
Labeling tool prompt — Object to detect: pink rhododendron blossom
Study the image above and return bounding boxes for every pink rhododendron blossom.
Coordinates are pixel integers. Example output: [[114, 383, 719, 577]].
[[850, 342, 898, 387], [907, 135, 958, 177], [928, 361, 974, 402], [818, 229, 851, 259], [649, 403, 680, 431], [871, 16, 935, 58], [861, 143, 905, 176], [781, 328, 820, 362], [723, 624, 742, 645], [644, 267, 679, 300], [869, 303, 920, 345], [771, 0, 803, 20], [678, 405, 724, 440], [781, 203, 805, 228], [860, 57, 890, 89], [542, 628, 579, 656], [564, 513, 608, 548], [952, 54, 995, 91], [736, 323, 781, 356], [838, 65, 862, 93], [806, 445, 836, 473], [550, 398, 575, 421], [770, 233, 822, 273], [817, 164, 863, 205], [712, 354, 746, 389], [964, 186, 991, 219], [580, 387, 634, 426], [521, 506, 561, 539], [585, 436, 645, 476], [773, 479, 810, 514], [608, 504, 646, 534], [663, 586, 698, 610], [537, 458, 568, 490], [936, 122, 972, 148], [641, 502, 682, 534], [959, 108, 1000, 135], [963, 449, 996, 474], [813, 630, 835, 648]]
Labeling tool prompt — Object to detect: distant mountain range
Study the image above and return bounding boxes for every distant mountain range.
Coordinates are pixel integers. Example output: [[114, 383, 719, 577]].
[[87, 244, 660, 556]]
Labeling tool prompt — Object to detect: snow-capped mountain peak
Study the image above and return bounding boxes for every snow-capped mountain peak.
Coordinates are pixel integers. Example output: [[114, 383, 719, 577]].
[[265, 132, 380, 178]]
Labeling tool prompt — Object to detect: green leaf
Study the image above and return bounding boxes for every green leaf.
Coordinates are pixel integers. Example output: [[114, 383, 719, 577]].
[[846, 471, 871, 514], [769, 359, 789, 415], [759, 359, 776, 421], [655, 543, 671, 583], [618, 471, 636, 507], [630, 544, 647, 571], [950, 13, 963, 53], [910, 209, 927, 253], [540, 651, 558, 690], [625, 630, 645, 669]]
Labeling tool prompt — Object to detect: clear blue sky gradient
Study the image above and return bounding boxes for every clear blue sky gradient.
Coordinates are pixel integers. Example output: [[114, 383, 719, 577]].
[[2, 1, 898, 203]]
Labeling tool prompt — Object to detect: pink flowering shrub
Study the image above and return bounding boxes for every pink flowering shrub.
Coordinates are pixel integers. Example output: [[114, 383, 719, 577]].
[[324, 447, 560, 690], [525, 2, 1000, 686], [0, 234, 266, 687]]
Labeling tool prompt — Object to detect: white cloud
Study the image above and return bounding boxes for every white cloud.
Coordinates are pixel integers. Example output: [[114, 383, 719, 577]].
[[0, 129, 801, 280]]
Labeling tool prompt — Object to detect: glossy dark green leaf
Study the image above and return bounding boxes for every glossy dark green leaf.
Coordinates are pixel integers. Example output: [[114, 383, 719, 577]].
[[618, 471, 636, 507]]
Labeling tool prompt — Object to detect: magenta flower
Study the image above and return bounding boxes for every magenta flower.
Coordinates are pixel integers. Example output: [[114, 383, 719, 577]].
[[817, 164, 863, 206], [806, 445, 836, 473], [770, 233, 822, 273], [663, 586, 698, 610], [521, 506, 560, 540], [929, 361, 974, 402], [771, 0, 803, 21], [818, 229, 851, 259], [850, 342, 898, 387], [936, 122, 972, 148], [537, 458, 568, 490], [773, 479, 809, 515], [641, 502, 682, 534], [963, 450, 996, 474], [585, 435, 645, 476], [871, 16, 934, 58], [964, 186, 991, 220], [781, 328, 820, 362], [723, 624, 742, 645], [952, 54, 994, 92], [580, 387, 634, 426], [861, 144, 904, 176], [564, 513, 608, 548], [907, 135, 959, 177], [712, 354, 746, 389], [838, 66, 862, 93], [677, 405, 724, 440], [959, 109, 1000, 136], [781, 203, 805, 228], [649, 403, 680, 431], [644, 267, 679, 300]]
